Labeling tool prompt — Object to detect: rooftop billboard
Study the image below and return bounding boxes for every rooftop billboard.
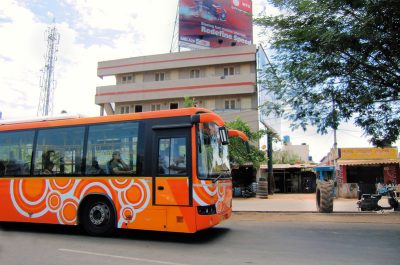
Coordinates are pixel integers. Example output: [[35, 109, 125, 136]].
[[179, 0, 253, 49]]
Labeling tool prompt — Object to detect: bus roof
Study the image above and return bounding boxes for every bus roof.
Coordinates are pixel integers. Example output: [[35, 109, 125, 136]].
[[0, 108, 220, 132], [0, 114, 87, 125]]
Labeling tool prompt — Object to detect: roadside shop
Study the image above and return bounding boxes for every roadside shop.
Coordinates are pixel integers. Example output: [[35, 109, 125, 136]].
[[260, 164, 316, 193], [336, 147, 400, 197]]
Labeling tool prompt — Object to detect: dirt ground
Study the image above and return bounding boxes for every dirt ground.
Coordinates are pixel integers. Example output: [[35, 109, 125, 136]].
[[231, 211, 400, 224]]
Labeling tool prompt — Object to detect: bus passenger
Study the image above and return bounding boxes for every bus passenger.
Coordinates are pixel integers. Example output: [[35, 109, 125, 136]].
[[89, 159, 105, 175], [42, 150, 55, 174], [108, 151, 132, 174]]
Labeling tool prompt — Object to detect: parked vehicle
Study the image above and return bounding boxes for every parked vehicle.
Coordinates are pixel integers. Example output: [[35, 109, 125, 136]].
[[357, 185, 399, 211], [233, 182, 257, 198], [315, 166, 335, 213]]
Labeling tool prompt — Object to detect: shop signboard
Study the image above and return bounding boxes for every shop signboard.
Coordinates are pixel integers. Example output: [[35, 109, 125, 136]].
[[339, 147, 398, 160], [179, 0, 253, 49]]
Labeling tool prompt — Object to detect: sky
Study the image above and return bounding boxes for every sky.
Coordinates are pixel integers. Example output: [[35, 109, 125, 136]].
[[0, 0, 398, 162]]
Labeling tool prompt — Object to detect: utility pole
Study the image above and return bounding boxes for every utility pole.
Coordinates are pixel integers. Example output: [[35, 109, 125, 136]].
[[331, 95, 339, 198], [37, 22, 60, 116], [332, 95, 338, 166], [267, 130, 275, 195], [261, 119, 275, 195]]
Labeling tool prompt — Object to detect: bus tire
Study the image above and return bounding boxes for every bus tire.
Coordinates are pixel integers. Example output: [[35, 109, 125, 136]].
[[80, 196, 116, 236], [316, 180, 334, 213]]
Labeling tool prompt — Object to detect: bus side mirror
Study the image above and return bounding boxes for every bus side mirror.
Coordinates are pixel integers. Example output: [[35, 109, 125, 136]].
[[219, 127, 229, 145]]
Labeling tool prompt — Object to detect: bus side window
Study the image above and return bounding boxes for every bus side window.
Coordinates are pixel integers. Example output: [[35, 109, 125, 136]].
[[0, 130, 35, 176], [86, 121, 139, 175], [34, 127, 85, 176]]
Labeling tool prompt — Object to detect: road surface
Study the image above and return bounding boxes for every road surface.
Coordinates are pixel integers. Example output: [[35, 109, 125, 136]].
[[0, 212, 399, 265]]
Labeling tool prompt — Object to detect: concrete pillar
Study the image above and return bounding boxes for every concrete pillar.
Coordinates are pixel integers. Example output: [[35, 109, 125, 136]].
[[103, 103, 115, 115]]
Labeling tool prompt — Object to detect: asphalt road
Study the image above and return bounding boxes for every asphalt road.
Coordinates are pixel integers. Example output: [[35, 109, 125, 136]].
[[0, 213, 399, 265]]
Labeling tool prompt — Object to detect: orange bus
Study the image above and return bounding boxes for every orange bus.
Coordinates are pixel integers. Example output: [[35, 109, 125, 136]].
[[0, 108, 248, 235]]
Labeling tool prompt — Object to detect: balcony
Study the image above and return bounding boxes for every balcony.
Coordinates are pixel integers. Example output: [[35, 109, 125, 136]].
[[95, 74, 256, 104], [97, 45, 257, 77]]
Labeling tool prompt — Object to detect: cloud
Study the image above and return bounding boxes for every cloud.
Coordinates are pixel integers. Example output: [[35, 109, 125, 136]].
[[0, 0, 47, 118], [65, 0, 139, 31], [0, 0, 174, 119], [1, 0, 258, 120], [48, 1, 179, 116]]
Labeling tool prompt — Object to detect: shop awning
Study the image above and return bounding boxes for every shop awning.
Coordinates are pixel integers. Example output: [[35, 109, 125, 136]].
[[337, 159, 400, 166]]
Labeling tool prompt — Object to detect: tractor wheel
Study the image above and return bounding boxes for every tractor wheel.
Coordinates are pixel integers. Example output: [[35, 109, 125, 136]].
[[316, 180, 334, 213]]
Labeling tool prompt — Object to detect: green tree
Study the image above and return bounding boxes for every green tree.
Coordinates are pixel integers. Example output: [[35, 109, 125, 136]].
[[226, 118, 267, 169], [183, 96, 196, 108], [255, 0, 400, 147]]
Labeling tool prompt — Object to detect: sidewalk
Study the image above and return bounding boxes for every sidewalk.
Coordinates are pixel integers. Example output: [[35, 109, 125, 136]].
[[232, 193, 371, 213]]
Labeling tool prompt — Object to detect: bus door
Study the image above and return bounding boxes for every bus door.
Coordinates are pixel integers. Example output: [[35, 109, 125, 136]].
[[152, 127, 191, 206]]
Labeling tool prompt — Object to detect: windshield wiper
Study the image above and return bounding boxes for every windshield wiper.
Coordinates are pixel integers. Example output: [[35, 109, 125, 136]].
[[212, 170, 230, 183]]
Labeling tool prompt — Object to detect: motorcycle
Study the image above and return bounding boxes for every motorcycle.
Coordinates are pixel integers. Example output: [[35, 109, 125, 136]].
[[357, 185, 399, 212], [241, 185, 255, 198], [233, 183, 257, 198]]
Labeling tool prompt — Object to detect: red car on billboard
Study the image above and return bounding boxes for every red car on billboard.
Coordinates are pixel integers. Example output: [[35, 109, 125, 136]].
[[179, 0, 253, 49]]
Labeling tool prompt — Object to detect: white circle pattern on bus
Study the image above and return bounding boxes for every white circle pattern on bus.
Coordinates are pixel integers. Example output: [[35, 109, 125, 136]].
[[9, 178, 150, 227]]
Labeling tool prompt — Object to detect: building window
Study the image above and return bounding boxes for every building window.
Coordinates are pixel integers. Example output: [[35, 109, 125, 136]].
[[225, 99, 237, 109], [155, 72, 165, 81], [134, 105, 143, 113], [170, 102, 179, 109], [223, 66, 235, 76], [151, 104, 161, 111], [120, 106, 130, 114], [190, 69, 200, 79], [121, 74, 134, 84]]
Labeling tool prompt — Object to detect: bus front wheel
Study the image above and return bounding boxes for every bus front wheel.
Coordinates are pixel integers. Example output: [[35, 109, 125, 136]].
[[80, 197, 116, 236]]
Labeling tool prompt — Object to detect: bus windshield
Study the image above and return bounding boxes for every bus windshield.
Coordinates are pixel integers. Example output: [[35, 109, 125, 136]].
[[197, 122, 230, 179]]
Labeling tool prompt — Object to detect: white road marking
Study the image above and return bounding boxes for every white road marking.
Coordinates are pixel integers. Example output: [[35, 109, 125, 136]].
[[58, 248, 190, 265]]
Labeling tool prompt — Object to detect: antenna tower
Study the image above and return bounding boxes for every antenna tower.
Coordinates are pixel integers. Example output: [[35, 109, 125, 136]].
[[37, 22, 60, 116], [170, 2, 180, 53]]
